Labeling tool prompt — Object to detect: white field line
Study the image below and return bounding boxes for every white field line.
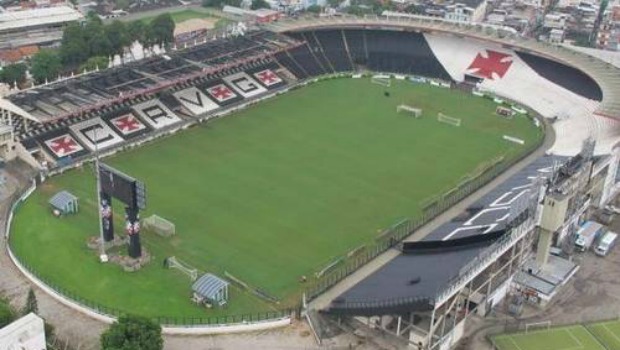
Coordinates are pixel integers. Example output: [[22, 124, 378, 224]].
[[602, 324, 620, 345], [506, 327, 586, 350], [564, 328, 585, 350]]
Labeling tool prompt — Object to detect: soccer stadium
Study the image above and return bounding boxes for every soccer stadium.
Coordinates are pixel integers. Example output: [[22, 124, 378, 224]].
[[2, 14, 620, 349]]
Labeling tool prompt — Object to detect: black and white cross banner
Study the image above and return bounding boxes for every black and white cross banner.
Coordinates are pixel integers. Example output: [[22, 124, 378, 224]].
[[253, 69, 283, 87], [173, 87, 220, 115], [69, 117, 125, 151], [223, 72, 267, 98], [108, 113, 149, 138], [43, 132, 86, 159], [131, 99, 182, 129]]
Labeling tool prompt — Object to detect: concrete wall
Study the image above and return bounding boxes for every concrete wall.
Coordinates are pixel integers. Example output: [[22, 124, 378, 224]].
[[4, 181, 292, 335]]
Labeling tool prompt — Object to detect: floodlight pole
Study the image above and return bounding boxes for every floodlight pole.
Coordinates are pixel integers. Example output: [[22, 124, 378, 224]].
[[94, 128, 107, 262]]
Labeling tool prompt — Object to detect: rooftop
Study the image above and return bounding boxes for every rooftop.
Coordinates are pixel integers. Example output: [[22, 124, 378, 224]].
[[192, 273, 229, 300], [325, 156, 562, 315], [0, 6, 83, 32]]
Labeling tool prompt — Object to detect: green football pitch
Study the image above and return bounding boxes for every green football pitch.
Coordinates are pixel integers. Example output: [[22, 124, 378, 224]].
[[491, 322, 620, 350], [10, 78, 542, 318], [587, 320, 620, 349]]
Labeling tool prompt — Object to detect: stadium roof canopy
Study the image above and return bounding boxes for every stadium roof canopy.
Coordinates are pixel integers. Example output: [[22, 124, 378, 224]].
[[0, 98, 38, 123], [0, 6, 84, 32], [263, 14, 620, 120]]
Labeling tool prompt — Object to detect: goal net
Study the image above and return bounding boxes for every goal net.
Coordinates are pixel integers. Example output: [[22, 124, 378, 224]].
[[371, 75, 391, 87], [166, 256, 198, 281], [143, 215, 176, 237], [397, 105, 422, 118], [525, 321, 551, 333], [437, 113, 461, 127]]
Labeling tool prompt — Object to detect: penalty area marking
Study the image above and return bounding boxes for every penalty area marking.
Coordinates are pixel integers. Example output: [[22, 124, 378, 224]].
[[601, 323, 620, 344], [509, 337, 525, 350], [564, 328, 585, 350], [503, 135, 525, 145], [502, 327, 590, 350]]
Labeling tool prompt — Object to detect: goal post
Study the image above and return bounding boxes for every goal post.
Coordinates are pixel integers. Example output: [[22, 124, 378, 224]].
[[437, 112, 461, 127], [525, 321, 551, 333], [371, 74, 391, 87], [143, 214, 176, 237], [397, 104, 422, 118], [166, 256, 198, 281]]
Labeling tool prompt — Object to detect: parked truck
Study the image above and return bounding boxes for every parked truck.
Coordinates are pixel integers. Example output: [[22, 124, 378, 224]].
[[574, 221, 604, 252], [595, 232, 618, 257]]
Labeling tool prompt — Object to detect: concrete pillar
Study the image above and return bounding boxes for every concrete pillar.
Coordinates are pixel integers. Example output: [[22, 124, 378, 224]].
[[536, 228, 553, 267]]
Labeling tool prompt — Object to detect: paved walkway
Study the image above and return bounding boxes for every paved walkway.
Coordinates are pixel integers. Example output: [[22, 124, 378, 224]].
[[0, 163, 106, 350]]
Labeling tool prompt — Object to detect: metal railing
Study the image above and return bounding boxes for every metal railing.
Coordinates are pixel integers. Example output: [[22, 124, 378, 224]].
[[305, 117, 545, 303], [4, 178, 293, 327]]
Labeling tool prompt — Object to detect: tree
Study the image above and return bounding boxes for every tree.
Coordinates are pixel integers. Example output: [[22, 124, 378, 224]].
[[127, 20, 147, 44], [0, 63, 27, 85], [79, 56, 109, 72], [60, 22, 89, 67], [148, 14, 175, 45], [105, 21, 130, 56], [306, 4, 322, 13], [346, 5, 370, 15], [101, 315, 163, 350], [202, 0, 223, 7], [327, 0, 341, 8], [143, 26, 157, 47], [0, 299, 15, 328], [202, 0, 241, 7], [22, 288, 38, 315], [31, 50, 62, 84], [115, 0, 130, 10], [251, 0, 270, 9], [86, 10, 103, 24]]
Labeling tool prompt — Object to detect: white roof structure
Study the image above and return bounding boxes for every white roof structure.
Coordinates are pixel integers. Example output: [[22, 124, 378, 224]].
[[263, 14, 620, 120], [0, 6, 83, 32], [0, 98, 38, 123], [0, 313, 47, 350]]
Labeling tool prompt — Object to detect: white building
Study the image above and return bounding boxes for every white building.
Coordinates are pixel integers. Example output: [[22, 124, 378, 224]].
[[444, 0, 488, 23], [544, 12, 568, 29], [0, 6, 84, 50], [549, 28, 565, 43], [0, 313, 47, 350]]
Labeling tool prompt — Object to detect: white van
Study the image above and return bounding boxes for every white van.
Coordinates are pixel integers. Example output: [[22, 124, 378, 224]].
[[595, 232, 617, 257]]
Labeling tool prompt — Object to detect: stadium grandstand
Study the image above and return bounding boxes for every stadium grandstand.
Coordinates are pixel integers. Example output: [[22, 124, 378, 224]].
[[0, 6, 83, 50], [1, 14, 617, 164], [3, 14, 620, 349]]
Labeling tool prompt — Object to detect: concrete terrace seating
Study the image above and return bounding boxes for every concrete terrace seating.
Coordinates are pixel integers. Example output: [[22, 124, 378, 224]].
[[313, 30, 354, 72], [362, 30, 451, 79], [286, 44, 326, 77], [342, 30, 368, 66], [274, 50, 308, 79], [298, 32, 335, 73], [516, 51, 603, 101]]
